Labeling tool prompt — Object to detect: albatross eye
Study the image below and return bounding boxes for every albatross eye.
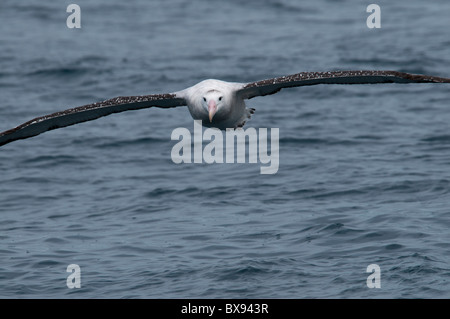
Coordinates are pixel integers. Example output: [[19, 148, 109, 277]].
[[203, 97, 206, 102], [219, 96, 223, 101]]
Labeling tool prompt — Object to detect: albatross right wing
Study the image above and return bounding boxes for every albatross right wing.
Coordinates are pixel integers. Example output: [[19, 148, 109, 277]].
[[0, 93, 186, 147], [237, 70, 450, 100]]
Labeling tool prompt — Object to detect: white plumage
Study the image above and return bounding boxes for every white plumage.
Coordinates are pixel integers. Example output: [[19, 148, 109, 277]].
[[176, 79, 250, 129]]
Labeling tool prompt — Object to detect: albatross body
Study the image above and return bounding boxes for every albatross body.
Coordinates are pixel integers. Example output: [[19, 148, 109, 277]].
[[1, 70, 450, 147], [177, 79, 250, 130]]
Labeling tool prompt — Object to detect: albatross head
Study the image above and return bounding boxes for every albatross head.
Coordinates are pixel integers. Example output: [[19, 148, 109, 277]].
[[202, 90, 224, 122]]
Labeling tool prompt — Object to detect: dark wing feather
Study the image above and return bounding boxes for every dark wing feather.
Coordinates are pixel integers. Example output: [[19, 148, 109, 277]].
[[237, 70, 450, 99], [0, 93, 186, 147]]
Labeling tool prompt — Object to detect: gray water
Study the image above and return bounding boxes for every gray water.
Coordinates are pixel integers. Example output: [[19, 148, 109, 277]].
[[1, 0, 449, 298]]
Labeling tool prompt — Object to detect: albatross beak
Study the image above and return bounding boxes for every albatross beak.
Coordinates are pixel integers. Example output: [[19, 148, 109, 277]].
[[208, 100, 217, 122]]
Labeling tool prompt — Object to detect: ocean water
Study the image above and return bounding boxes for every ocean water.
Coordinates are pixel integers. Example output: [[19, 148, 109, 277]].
[[0, 0, 449, 298]]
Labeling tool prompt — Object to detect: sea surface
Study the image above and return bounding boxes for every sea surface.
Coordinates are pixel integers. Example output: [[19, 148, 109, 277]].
[[0, 0, 449, 298]]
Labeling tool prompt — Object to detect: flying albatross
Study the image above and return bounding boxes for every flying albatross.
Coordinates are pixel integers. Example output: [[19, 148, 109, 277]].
[[1, 70, 450, 147]]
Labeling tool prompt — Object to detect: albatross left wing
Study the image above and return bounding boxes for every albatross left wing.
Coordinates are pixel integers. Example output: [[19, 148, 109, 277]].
[[0, 93, 186, 147], [237, 70, 450, 100]]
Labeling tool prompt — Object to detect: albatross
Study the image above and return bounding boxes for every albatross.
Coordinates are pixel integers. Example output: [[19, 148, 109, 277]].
[[1, 70, 450, 147]]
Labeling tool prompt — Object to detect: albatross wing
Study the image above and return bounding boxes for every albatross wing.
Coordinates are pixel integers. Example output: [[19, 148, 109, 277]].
[[237, 70, 450, 100], [0, 93, 186, 147], [2, 70, 450, 147]]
